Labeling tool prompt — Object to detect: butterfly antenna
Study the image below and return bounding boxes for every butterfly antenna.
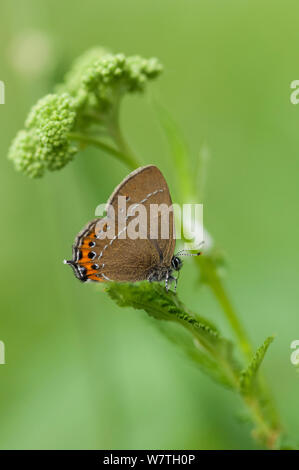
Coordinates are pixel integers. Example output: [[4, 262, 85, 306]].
[[64, 259, 74, 265], [176, 241, 204, 257], [177, 251, 201, 257]]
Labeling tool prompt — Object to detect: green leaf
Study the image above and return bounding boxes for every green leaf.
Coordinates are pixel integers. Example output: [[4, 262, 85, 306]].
[[106, 281, 240, 389], [239, 336, 274, 395], [195, 142, 210, 203], [153, 101, 194, 201]]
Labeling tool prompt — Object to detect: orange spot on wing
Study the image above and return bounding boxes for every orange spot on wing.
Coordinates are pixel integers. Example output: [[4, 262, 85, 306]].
[[89, 273, 105, 282]]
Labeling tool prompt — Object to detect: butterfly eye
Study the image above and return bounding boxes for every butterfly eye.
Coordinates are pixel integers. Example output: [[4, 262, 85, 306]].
[[88, 251, 96, 260], [171, 256, 182, 271], [88, 241, 96, 248]]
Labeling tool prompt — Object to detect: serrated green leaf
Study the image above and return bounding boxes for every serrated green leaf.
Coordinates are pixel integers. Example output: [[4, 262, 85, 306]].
[[155, 320, 237, 388], [239, 336, 274, 395], [106, 281, 240, 389]]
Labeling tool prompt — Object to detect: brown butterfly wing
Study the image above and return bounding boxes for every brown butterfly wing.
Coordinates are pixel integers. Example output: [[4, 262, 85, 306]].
[[68, 165, 176, 282], [107, 164, 175, 264]]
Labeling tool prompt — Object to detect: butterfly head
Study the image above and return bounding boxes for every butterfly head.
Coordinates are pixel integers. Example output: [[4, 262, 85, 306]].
[[171, 256, 183, 272]]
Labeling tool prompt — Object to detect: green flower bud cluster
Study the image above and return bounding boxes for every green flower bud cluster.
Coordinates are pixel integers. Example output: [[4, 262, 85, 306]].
[[8, 93, 77, 177], [80, 53, 162, 110], [58, 47, 109, 97], [8, 47, 163, 178]]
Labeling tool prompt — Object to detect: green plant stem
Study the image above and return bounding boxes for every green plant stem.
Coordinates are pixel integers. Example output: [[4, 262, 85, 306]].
[[108, 112, 141, 171], [207, 277, 279, 438], [212, 280, 252, 357], [197, 256, 281, 441], [180, 290, 280, 448], [211, 271, 252, 359], [68, 132, 140, 170], [243, 396, 280, 449]]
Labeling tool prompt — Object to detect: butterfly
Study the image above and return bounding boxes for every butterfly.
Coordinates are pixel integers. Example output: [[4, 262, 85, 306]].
[[64, 165, 200, 291]]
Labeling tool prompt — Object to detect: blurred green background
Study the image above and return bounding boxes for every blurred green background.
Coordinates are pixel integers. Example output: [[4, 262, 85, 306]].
[[1, 0, 299, 449]]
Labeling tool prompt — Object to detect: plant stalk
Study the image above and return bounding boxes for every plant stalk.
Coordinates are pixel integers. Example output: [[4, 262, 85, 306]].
[[68, 132, 140, 171]]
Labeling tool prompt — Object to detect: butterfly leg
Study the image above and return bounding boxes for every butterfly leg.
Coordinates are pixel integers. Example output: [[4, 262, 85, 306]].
[[165, 271, 169, 292], [167, 275, 178, 292], [147, 271, 159, 283]]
